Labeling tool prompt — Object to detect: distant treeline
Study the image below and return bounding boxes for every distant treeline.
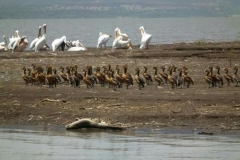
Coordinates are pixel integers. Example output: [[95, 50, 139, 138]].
[[0, 0, 240, 19]]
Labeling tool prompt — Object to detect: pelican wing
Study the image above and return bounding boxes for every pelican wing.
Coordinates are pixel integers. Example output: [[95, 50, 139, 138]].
[[8, 37, 18, 49], [29, 38, 39, 49], [12, 38, 21, 52], [35, 36, 46, 52], [140, 34, 152, 49], [97, 35, 110, 48], [52, 36, 66, 52]]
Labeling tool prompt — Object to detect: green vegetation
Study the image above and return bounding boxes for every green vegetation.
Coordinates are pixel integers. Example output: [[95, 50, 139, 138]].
[[0, 0, 240, 19]]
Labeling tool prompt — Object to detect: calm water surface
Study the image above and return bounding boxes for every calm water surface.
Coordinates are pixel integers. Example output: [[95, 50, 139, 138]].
[[0, 127, 240, 160], [0, 17, 240, 48]]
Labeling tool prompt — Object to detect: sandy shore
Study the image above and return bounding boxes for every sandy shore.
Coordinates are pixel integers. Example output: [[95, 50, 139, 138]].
[[0, 42, 240, 134]]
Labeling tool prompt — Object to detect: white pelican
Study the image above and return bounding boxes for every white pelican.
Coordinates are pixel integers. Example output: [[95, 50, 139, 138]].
[[52, 36, 67, 52], [12, 36, 29, 53], [112, 28, 132, 49], [139, 26, 152, 50], [8, 30, 20, 50], [29, 26, 42, 50], [115, 28, 129, 41], [97, 32, 112, 49], [0, 35, 8, 51], [68, 41, 86, 51], [112, 36, 132, 49], [35, 24, 47, 52]]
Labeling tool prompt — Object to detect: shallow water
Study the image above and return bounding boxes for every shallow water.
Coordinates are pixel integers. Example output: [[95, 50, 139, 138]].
[[0, 127, 240, 160], [1, 17, 240, 48]]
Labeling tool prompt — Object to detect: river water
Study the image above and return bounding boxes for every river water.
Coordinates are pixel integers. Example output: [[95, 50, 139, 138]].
[[0, 127, 240, 160], [0, 17, 240, 48]]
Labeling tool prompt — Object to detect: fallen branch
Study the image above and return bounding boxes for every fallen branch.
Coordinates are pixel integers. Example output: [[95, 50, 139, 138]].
[[42, 98, 68, 103]]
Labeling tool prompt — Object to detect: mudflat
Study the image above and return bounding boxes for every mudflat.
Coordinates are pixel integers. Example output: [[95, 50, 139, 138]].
[[0, 42, 240, 134]]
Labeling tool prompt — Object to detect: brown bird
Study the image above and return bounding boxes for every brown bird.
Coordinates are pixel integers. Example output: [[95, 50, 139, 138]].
[[134, 67, 145, 90], [115, 65, 124, 88], [82, 68, 94, 89], [45, 66, 57, 88], [223, 68, 233, 86], [167, 66, 177, 89], [204, 69, 213, 88], [122, 64, 133, 89], [160, 66, 168, 84], [209, 66, 223, 87], [182, 70, 194, 88], [59, 66, 70, 85], [215, 66, 224, 86], [153, 66, 164, 86], [95, 67, 106, 87], [232, 66, 240, 87], [143, 66, 153, 85], [22, 67, 32, 85], [105, 69, 120, 90]]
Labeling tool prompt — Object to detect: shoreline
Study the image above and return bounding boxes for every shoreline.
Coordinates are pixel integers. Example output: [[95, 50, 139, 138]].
[[0, 41, 240, 134]]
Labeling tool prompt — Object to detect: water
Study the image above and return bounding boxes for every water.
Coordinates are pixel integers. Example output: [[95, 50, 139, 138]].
[[0, 17, 240, 48], [0, 127, 240, 160]]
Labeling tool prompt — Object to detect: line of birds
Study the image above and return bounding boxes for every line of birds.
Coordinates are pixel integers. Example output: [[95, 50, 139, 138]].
[[204, 66, 240, 88], [0, 24, 152, 53], [21, 63, 195, 90], [22, 64, 240, 90]]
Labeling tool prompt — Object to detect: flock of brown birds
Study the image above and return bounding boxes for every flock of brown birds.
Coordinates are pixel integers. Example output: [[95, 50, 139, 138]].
[[21, 63, 239, 90], [204, 65, 240, 88]]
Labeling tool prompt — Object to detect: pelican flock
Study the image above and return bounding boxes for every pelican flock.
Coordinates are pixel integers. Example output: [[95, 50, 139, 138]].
[[1, 24, 153, 53]]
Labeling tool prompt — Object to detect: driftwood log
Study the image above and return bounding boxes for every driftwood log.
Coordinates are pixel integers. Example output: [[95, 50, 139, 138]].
[[65, 118, 124, 131]]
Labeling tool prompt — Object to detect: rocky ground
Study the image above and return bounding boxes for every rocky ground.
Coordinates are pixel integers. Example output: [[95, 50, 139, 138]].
[[0, 42, 240, 134]]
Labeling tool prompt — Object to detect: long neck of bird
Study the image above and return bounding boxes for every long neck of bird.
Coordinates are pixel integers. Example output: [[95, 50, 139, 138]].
[[23, 69, 26, 75], [234, 68, 238, 75], [144, 67, 147, 73], [179, 69, 182, 76], [3, 36, 7, 45], [136, 70, 140, 76], [225, 69, 228, 74], [124, 67, 127, 74], [154, 68, 157, 75], [28, 70, 31, 76], [38, 27, 41, 38], [217, 67, 220, 75], [61, 68, 64, 73]]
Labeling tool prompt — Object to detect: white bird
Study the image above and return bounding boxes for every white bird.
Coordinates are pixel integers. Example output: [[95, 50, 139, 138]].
[[52, 36, 67, 52], [0, 35, 8, 51], [112, 36, 132, 49], [35, 24, 47, 52], [29, 26, 42, 50], [139, 26, 152, 50], [12, 36, 29, 53], [8, 30, 20, 50], [97, 32, 112, 49], [68, 42, 86, 51], [113, 27, 132, 49], [115, 28, 129, 41]]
